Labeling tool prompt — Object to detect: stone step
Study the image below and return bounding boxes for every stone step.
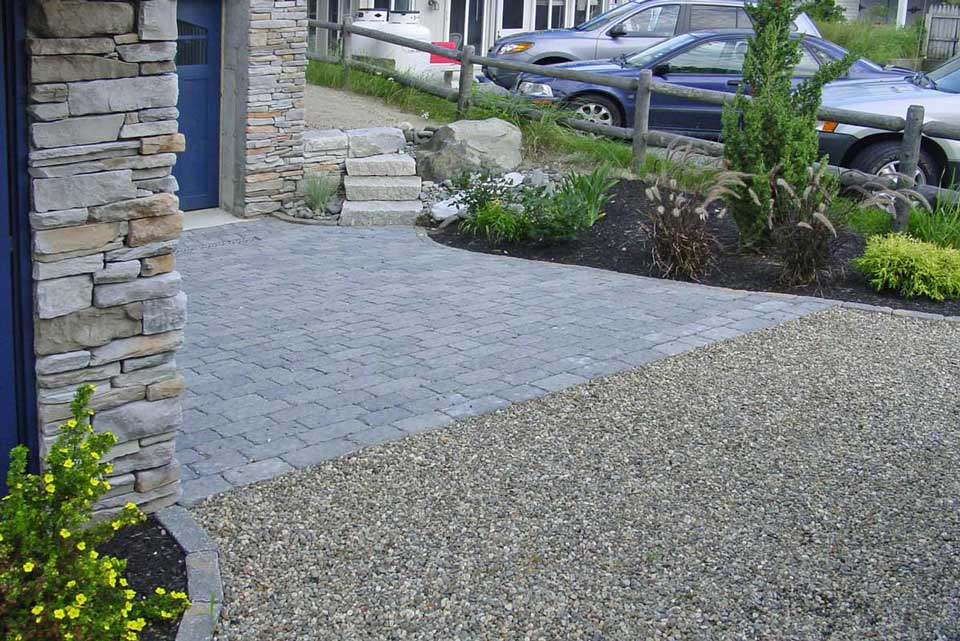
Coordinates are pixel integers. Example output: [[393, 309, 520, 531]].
[[339, 200, 423, 226], [343, 175, 422, 201], [345, 153, 417, 177]]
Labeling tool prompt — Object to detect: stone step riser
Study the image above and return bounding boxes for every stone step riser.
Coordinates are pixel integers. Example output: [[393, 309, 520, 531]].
[[345, 153, 416, 177], [344, 175, 422, 202], [340, 200, 423, 226]]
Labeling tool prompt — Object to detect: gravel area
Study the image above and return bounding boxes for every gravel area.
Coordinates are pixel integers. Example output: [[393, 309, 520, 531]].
[[305, 84, 443, 130], [195, 309, 960, 640]]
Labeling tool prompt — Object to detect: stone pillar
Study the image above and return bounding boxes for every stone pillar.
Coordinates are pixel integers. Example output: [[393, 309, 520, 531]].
[[27, 0, 185, 514], [241, 0, 308, 216]]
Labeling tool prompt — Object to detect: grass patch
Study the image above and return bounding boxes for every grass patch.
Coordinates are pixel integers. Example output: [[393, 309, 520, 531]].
[[815, 20, 924, 65], [306, 59, 717, 185]]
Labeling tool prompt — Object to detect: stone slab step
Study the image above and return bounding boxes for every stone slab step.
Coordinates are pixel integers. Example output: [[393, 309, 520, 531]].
[[344, 175, 422, 201], [345, 153, 416, 177], [339, 200, 423, 226]]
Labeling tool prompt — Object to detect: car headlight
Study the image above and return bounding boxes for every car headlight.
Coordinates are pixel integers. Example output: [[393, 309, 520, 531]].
[[518, 82, 554, 98], [498, 42, 533, 54]]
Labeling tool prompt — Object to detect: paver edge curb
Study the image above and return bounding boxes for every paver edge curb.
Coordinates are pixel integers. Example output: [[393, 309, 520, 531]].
[[156, 506, 222, 641], [838, 300, 960, 322]]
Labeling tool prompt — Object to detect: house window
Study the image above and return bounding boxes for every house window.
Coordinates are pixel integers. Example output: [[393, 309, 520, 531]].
[[535, 0, 566, 29], [503, 0, 525, 29]]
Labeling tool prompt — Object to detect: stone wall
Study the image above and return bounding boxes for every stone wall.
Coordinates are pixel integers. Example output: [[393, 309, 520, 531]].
[[27, 0, 185, 514], [240, 0, 308, 216]]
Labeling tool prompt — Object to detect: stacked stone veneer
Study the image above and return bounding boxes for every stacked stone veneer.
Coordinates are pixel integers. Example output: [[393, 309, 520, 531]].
[[241, 0, 309, 216], [27, 0, 185, 514]]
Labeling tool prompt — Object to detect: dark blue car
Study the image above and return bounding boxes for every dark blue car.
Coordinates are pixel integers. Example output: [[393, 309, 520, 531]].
[[513, 30, 905, 137]]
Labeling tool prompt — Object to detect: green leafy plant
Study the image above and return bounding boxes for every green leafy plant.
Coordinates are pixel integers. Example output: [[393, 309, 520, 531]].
[[459, 200, 535, 243], [842, 203, 893, 237], [536, 165, 616, 240], [721, 0, 853, 248], [456, 173, 518, 216], [855, 233, 960, 300], [640, 147, 749, 280], [1, 385, 190, 641], [801, 0, 845, 23], [303, 174, 339, 214], [816, 19, 924, 65], [910, 201, 960, 250]]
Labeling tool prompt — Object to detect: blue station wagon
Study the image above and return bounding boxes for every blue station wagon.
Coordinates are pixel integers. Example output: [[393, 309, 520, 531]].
[[513, 30, 904, 138]]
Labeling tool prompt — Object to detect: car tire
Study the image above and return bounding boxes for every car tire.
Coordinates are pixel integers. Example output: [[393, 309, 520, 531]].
[[569, 94, 623, 128], [850, 140, 943, 186]]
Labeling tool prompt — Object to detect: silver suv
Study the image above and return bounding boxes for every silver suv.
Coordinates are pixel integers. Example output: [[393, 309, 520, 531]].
[[483, 0, 822, 89]]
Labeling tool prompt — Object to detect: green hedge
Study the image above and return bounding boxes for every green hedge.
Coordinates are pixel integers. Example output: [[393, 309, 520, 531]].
[[855, 233, 960, 300]]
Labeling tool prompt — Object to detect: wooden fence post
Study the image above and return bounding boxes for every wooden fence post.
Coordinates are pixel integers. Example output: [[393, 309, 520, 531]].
[[895, 104, 925, 232], [457, 45, 475, 119], [340, 16, 352, 87], [632, 69, 652, 176]]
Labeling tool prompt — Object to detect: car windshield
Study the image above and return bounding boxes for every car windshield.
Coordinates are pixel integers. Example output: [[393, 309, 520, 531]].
[[927, 56, 960, 93], [574, 1, 638, 30], [623, 33, 697, 67]]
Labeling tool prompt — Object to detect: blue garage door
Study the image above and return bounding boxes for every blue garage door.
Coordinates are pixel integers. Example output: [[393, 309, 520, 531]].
[[1, 5, 22, 488], [173, 0, 222, 211]]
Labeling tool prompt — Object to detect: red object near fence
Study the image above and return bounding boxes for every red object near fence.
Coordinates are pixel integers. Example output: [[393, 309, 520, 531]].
[[430, 42, 458, 64]]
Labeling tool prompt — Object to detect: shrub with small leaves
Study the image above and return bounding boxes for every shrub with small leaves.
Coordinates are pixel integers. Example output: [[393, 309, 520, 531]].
[[0, 385, 190, 641], [459, 200, 535, 243], [855, 233, 960, 300]]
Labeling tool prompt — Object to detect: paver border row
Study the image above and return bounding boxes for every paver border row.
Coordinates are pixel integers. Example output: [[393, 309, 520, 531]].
[[156, 506, 223, 641]]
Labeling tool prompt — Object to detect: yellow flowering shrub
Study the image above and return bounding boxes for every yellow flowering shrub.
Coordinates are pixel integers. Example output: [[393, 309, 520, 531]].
[[0, 385, 190, 641]]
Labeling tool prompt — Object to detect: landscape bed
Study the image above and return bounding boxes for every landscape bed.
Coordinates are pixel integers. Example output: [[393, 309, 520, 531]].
[[429, 179, 960, 316], [100, 516, 188, 641]]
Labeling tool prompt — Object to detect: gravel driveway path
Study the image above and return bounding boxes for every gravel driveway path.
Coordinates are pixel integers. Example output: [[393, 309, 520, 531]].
[[195, 309, 960, 640], [305, 84, 444, 130]]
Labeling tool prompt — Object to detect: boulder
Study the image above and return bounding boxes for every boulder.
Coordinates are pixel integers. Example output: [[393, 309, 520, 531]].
[[415, 118, 522, 182]]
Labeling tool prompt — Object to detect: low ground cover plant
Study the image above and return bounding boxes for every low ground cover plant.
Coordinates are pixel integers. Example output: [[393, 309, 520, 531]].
[[458, 166, 615, 243], [0, 385, 190, 641], [303, 174, 339, 214], [856, 234, 960, 300]]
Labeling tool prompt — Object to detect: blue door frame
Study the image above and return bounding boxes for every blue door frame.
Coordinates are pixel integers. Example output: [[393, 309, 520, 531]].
[[1, 0, 38, 489], [173, 0, 222, 211]]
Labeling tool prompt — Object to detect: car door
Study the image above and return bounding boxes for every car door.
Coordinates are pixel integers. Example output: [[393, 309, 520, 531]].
[[648, 37, 747, 137], [596, 4, 680, 59]]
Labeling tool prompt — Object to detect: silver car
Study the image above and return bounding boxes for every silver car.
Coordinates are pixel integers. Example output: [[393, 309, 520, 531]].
[[483, 0, 822, 89], [818, 57, 960, 187]]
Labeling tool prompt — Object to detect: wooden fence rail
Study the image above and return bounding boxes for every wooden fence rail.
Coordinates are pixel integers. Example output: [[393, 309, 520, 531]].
[[306, 18, 960, 214]]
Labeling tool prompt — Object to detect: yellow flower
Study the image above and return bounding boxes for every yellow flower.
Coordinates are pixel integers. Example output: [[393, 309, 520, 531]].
[[126, 618, 146, 631], [161, 610, 172, 619], [66, 606, 80, 619], [124, 502, 137, 510], [91, 451, 102, 461], [60, 528, 71, 538], [102, 481, 111, 490], [58, 447, 68, 454], [112, 521, 123, 531], [0, 533, 4, 541], [119, 578, 128, 587], [90, 478, 100, 486], [126, 633, 137, 641], [108, 570, 118, 587], [103, 463, 112, 472], [89, 550, 99, 560], [76, 541, 86, 551], [66, 420, 77, 428], [155, 587, 166, 595], [62, 459, 75, 469], [171, 591, 187, 600], [53, 609, 65, 620], [125, 589, 136, 600], [43, 473, 54, 484], [67, 580, 77, 588], [75, 593, 87, 605], [22, 561, 35, 573], [45, 484, 56, 494], [64, 634, 74, 641], [31, 605, 44, 615]]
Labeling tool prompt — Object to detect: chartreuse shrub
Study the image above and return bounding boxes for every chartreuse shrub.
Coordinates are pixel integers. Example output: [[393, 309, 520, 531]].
[[0, 385, 190, 641], [855, 234, 960, 300], [721, 0, 852, 248]]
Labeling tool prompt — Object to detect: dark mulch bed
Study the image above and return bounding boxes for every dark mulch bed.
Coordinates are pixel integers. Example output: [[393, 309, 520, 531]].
[[430, 179, 960, 316], [99, 515, 187, 641]]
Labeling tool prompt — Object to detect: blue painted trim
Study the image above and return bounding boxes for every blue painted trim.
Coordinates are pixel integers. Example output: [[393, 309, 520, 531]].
[[8, 0, 39, 470]]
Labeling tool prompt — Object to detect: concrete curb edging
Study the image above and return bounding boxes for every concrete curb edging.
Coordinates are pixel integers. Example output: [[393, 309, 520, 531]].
[[837, 300, 960, 322], [156, 506, 223, 641]]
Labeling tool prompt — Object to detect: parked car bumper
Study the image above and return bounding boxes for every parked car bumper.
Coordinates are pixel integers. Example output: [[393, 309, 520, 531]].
[[484, 63, 522, 90], [816, 131, 858, 166]]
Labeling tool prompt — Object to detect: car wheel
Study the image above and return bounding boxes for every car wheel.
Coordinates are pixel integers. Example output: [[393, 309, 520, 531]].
[[569, 94, 623, 128], [850, 140, 943, 186]]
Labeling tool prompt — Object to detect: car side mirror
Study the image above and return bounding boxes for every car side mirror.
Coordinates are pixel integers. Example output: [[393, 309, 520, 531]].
[[651, 63, 669, 77], [608, 24, 627, 38]]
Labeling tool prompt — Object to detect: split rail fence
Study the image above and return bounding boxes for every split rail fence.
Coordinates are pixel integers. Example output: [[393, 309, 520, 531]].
[[306, 17, 960, 226]]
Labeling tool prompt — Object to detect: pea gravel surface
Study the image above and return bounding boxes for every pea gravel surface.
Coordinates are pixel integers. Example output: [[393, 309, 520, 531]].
[[194, 309, 960, 641]]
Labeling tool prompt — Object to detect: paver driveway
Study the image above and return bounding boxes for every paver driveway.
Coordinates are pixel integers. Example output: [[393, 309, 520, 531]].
[[176, 219, 833, 503]]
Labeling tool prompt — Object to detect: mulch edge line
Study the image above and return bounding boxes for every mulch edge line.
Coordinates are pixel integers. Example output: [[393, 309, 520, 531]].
[[155, 506, 223, 641]]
